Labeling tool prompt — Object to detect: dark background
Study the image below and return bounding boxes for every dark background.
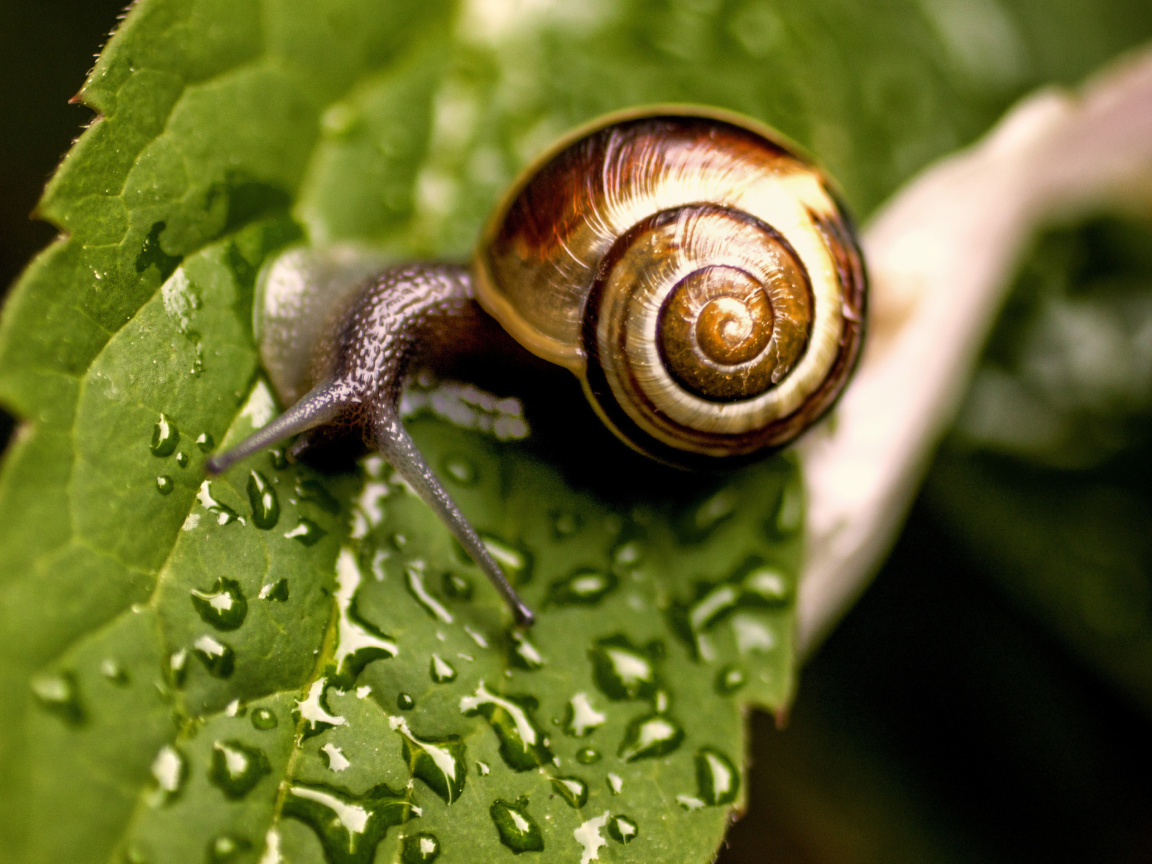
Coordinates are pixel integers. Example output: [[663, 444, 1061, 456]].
[[3, 3, 1150, 861]]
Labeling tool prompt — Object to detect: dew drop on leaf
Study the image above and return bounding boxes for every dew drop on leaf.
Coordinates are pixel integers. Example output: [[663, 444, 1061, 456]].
[[442, 572, 473, 600], [695, 747, 740, 806], [564, 692, 607, 737], [507, 630, 545, 671], [247, 470, 280, 529], [575, 748, 601, 765], [550, 775, 589, 808], [606, 773, 623, 795], [175, 451, 189, 468], [148, 744, 187, 806], [191, 634, 236, 677], [588, 635, 658, 700], [489, 798, 544, 853], [608, 815, 638, 844], [283, 517, 326, 546], [195, 432, 215, 453], [150, 414, 178, 457], [190, 577, 248, 630], [460, 682, 553, 771], [715, 665, 746, 694], [430, 654, 457, 683], [547, 569, 618, 606], [207, 834, 250, 863], [258, 578, 289, 602], [442, 455, 477, 486], [390, 716, 467, 804], [618, 713, 685, 762], [552, 511, 581, 538], [169, 648, 188, 688], [297, 478, 341, 513], [155, 475, 174, 495], [250, 707, 278, 730], [397, 692, 415, 710], [100, 658, 128, 685], [208, 740, 271, 799], [283, 782, 414, 864], [401, 832, 441, 864], [30, 670, 85, 725]]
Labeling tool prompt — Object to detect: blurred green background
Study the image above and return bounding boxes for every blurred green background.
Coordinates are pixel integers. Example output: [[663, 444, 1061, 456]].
[[2, 1, 1151, 861]]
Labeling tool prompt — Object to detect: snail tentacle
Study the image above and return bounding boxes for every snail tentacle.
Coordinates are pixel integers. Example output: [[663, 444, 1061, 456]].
[[208, 263, 534, 624], [204, 381, 347, 475], [374, 410, 534, 627]]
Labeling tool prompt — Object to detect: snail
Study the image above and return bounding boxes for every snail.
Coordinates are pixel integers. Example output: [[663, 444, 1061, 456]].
[[206, 107, 867, 626]]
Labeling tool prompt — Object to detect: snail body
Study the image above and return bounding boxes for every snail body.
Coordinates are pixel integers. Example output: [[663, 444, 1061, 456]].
[[207, 107, 867, 625]]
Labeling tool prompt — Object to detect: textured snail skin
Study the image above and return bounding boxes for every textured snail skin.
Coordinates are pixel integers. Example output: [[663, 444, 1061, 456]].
[[475, 110, 865, 466], [207, 107, 867, 622]]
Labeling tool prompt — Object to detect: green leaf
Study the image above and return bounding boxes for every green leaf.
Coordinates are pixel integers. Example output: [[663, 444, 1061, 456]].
[[3, 1, 1152, 863]]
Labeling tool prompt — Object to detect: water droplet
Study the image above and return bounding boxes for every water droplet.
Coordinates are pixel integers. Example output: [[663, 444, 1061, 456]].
[[196, 432, 215, 453], [574, 812, 608, 864], [207, 834, 250, 863], [258, 578, 289, 602], [334, 550, 397, 682], [606, 773, 623, 795], [564, 693, 606, 737], [197, 480, 242, 526], [390, 716, 467, 804], [672, 558, 792, 657], [397, 692, 416, 711], [716, 665, 746, 694], [588, 636, 658, 701], [251, 707, 278, 730], [297, 478, 341, 514], [401, 832, 441, 864], [296, 678, 347, 737], [489, 798, 543, 853], [155, 475, 174, 495], [550, 775, 588, 808], [209, 740, 271, 799], [169, 649, 188, 688], [681, 488, 737, 540], [268, 448, 289, 470], [676, 794, 705, 811], [477, 761, 490, 776], [442, 572, 473, 600], [30, 671, 85, 725], [284, 517, 326, 546], [553, 511, 582, 538], [225, 698, 246, 717], [149, 744, 187, 806], [617, 713, 684, 762], [150, 414, 178, 457], [175, 451, 189, 468], [772, 481, 803, 535], [430, 654, 457, 683], [190, 577, 248, 630], [283, 781, 414, 864], [322, 742, 351, 772], [507, 631, 545, 671], [695, 747, 739, 806], [608, 815, 638, 844], [100, 658, 129, 685], [460, 682, 553, 771], [192, 635, 236, 677], [247, 471, 280, 529], [123, 841, 152, 864], [547, 569, 617, 606], [407, 563, 454, 622], [612, 541, 643, 569], [477, 534, 532, 585], [442, 455, 477, 486], [575, 748, 601, 765]]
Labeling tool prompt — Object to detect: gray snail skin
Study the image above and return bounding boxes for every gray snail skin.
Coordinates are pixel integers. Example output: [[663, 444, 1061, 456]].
[[207, 107, 868, 626]]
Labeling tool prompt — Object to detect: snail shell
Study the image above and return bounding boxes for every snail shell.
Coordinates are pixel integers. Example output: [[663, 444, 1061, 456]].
[[207, 107, 867, 624], [475, 107, 865, 466]]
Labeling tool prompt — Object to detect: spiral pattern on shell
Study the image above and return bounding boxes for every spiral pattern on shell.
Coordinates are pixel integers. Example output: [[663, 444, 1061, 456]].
[[474, 109, 866, 464]]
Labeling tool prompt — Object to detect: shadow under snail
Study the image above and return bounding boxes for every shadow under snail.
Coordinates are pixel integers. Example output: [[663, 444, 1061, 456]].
[[206, 106, 867, 627]]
